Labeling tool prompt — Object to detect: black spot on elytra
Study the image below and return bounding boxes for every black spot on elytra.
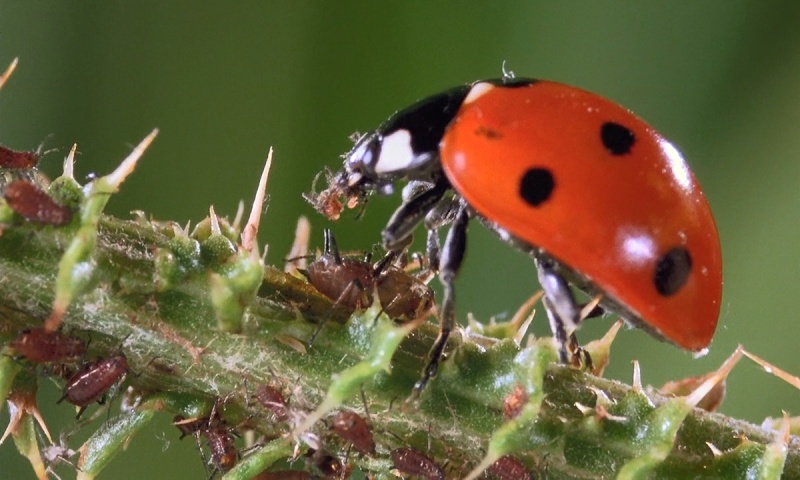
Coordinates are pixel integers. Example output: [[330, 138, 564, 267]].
[[519, 168, 555, 207], [601, 122, 635, 155], [653, 247, 692, 296]]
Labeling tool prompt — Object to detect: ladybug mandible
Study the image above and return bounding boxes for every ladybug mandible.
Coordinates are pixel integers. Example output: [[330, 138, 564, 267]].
[[310, 77, 722, 392]]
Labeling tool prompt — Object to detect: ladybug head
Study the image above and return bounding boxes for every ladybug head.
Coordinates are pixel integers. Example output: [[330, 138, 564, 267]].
[[342, 131, 396, 195]]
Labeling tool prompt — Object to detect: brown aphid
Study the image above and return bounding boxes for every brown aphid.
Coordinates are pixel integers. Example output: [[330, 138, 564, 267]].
[[253, 383, 289, 421], [502, 384, 528, 420], [58, 353, 128, 415], [9, 327, 85, 363], [331, 410, 375, 455], [487, 455, 532, 480], [390, 447, 444, 480], [304, 229, 434, 322], [4, 179, 73, 226], [202, 426, 237, 472], [0, 146, 38, 169]]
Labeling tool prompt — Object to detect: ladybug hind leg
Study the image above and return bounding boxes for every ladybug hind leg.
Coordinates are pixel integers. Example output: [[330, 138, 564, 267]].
[[536, 256, 592, 369]]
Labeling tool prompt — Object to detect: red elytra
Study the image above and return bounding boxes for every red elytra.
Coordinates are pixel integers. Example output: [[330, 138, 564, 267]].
[[440, 81, 721, 350]]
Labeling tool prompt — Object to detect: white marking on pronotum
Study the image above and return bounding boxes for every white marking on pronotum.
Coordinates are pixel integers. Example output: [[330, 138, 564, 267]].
[[373, 129, 414, 174], [463, 82, 494, 105]]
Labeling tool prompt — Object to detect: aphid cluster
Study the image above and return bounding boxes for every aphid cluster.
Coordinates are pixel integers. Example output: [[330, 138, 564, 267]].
[[302, 228, 434, 324]]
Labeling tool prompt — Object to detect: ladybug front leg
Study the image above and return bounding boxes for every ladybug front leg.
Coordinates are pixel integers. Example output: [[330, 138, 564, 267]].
[[535, 256, 590, 367], [414, 204, 469, 394], [381, 180, 449, 251]]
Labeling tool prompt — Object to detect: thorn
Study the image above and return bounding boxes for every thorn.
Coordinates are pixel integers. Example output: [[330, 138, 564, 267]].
[[284, 216, 311, 275], [509, 290, 543, 344], [631, 360, 642, 391], [579, 294, 603, 320], [0, 57, 18, 90], [63, 144, 77, 179], [231, 200, 245, 233], [104, 129, 159, 190], [705, 441, 723, 457], [741, 348, 800, 390], [209, 205, 221, 236], [684, 346, 744, 409], [242, 147, 273, 253]]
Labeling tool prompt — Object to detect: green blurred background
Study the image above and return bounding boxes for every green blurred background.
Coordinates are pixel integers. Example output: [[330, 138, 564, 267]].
[[2, 2, 800, 478]]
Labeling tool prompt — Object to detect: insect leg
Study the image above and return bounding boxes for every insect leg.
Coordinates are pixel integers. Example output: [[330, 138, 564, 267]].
[[414, 204, 469, 394]]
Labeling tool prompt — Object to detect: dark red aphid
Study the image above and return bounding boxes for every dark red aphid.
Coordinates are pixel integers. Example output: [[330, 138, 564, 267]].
[[304, 229, 433, 322], [331, 410, 375, 455], [253, 383, 289, 421], [9, 327, 85, 363], [487, 455, 532, 480], [203, 426, 237, 471], [390, 447, 444, 480], [0, 146, 38, 169], [4, 179, 73, 226], [174, 412, 238, 472], [58, 353, 128, 415]]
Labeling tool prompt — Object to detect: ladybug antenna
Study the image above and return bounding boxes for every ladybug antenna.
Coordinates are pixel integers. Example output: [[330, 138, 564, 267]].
[[323, 228, 343, 264]]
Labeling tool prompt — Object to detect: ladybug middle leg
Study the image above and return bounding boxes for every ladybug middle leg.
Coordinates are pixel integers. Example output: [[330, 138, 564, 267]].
[[536, 256, 592, 368], [416, 204, 469, 392]]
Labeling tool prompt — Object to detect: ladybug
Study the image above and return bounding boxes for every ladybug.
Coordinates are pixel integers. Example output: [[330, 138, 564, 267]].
[[309, 76, 722, 392]]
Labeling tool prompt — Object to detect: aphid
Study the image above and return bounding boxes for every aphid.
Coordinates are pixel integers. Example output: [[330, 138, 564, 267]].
[[390, 447, 444, 480], [58, 353, 128, 417], [253, 383, 289, 421], [304, 228, 434, 322], [313, 77, 722, 391], [502, 384, 528, 420], [4, 179, 73, 225], [9, 327, 85, 363], [203, 426, 237, 472], [487, 455, 532, 480], [174, 409, 238, 473], [331, 410, 375, 455], [0, 146, 38, 169]]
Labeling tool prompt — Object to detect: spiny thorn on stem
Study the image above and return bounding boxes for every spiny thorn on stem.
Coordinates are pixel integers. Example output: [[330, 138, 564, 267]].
[[242, 147, 273, 253], [209, 205, 221, 236], [684, 346, 743, 409], [284, 216, 311, 275], [0, 57, 18, 90], [104, 129, 159, 190], [63, 144, 77, 179]]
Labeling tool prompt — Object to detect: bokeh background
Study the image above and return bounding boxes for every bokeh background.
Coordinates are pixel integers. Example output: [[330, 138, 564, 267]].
[[2, 2, 800, 478]]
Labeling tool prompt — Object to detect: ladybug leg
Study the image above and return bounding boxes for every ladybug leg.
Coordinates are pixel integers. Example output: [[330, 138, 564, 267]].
[[381, 180, 449, 251], [535, 257, 591, 367], [414, 204, 469, 394]]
